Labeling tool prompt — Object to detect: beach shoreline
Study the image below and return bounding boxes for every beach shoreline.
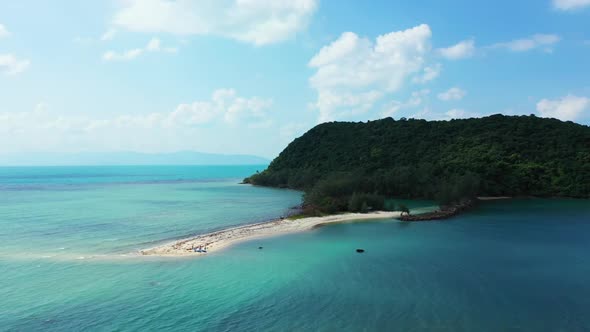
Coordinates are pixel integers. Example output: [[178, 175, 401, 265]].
[[140, 211, 401, 256]]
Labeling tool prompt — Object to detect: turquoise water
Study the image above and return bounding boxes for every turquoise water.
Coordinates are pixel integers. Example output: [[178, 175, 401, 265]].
[[0, 166, 301, 258], [1, 167, 589, 331]]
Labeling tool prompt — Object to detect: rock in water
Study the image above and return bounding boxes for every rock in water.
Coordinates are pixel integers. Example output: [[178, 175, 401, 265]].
[[356, 249, 365, 253]]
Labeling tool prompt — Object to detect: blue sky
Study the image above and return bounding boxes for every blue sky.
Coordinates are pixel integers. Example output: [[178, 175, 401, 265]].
[[0, 0, 589, 158]]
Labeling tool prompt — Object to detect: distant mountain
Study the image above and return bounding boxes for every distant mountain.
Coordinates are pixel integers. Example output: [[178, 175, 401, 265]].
[[0, 151, 270, 166]]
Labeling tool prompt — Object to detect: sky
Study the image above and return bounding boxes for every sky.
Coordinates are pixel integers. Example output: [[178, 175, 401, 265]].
[[0, 0, 589, 159]]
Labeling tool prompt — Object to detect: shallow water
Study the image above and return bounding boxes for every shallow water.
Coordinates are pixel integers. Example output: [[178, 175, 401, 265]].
[[1, 166, 589, 331], [0, 165, 303, 258]]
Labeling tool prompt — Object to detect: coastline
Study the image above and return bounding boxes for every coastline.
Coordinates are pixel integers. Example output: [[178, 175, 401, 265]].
[[477, 196, 512, 201], [140, 211, 401, 256]]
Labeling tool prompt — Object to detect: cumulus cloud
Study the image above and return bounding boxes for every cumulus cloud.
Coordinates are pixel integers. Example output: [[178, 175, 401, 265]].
[[490, 34, 560, 52], [382, 89, 430, 117], [404, 107, 480, 121], [0, 90, 273, 153], [103, 37, 177, 61], [553, 0, 590, 11], [438, 87, 466, 101], [0, 54, 31, 75], [112, 0, 318, 46], [536, 95, 589, 121], [174, 88, 273, 125], [445, 109, 479, 119], [0, 23, 9, 38], [413, 64, 441, 84], [438, 39, 475, 60], [308, 24, 433, 122], [310, 90, 384, 122]]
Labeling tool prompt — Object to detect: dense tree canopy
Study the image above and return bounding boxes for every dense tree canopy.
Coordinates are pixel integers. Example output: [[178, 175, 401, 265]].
[[245, 115, 590, 214]]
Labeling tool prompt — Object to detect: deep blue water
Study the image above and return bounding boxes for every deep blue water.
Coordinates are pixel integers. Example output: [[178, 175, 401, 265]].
[[0, 166, 589, 331]]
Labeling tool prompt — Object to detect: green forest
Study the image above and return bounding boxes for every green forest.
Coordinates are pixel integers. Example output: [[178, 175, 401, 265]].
[[245, 115, 590, 214]]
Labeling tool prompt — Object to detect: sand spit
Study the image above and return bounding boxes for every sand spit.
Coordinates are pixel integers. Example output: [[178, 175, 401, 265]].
[[141, 211, 401, 256]]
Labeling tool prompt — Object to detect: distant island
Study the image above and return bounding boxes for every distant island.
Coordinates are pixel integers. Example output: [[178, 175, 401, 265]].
[[0, 151, 270, 166], [244, 114, 590, 216]]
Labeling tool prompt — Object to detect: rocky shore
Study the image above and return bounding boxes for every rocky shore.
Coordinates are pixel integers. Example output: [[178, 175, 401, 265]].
[[399, 199, 476, 221]]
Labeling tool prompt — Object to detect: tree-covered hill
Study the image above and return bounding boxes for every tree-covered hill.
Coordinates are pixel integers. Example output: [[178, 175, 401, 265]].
[[245, 115, 590, 214]]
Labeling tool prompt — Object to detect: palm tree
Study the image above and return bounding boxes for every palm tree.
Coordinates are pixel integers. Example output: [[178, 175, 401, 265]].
[[399, 204, 410, 216]]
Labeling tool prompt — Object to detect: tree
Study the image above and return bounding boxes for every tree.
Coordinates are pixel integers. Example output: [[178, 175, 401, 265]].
[[399, 204, 410, 216], [348, 192, 363, 212], [360, 201, 369, 213], [383, 200, 396, 211], [245, 115, 590, 215]]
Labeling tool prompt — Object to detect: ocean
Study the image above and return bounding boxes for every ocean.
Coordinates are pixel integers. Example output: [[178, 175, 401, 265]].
[[1, 166, 589, 331]]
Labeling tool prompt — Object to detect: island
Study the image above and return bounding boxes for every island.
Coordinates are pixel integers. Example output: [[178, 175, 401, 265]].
[[142, 114, 590, 256], [244, 114, 590, 215]]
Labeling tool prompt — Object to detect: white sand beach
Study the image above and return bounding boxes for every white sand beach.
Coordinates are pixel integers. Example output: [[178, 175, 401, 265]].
[[140, 211, 401, 256]]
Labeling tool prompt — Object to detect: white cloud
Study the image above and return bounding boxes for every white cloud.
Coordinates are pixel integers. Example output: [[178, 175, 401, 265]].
[[0, 54, 31, 75], [101, 28, 117, 41], [103, 48, 143, 61], [311, 90, 384, 122], [553, 0, 590, 11], [413, 64, 441, 84], [438, 39, 475, 60], [490, 34, 560, 52], [0, 26, 30, 75], [0, 90, 273, 153], [75, 29, 118, 45], [437, 34, 561, 59], [0, 24, 9, 38], [171, 88, 273, 126], [382, 89, 430, 117], [438, 87, 466, 101], [406, 107, 479, 121], [146, 37, 178, 53], [308, 24, 433, 122], [445, 109, 479, 119], [152, 88, 271, 127], [146, 37, 161, 51], [308, 32, 361, 67], [112, 0, 318, 46], [536, 95, 589, 121], [103, 37, 178, 61]]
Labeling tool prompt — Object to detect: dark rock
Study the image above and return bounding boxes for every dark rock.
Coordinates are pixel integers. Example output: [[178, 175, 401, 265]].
[[399, 199, 476, 222], [356, 249, 365, 253], [258, 246, 263, 249]]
